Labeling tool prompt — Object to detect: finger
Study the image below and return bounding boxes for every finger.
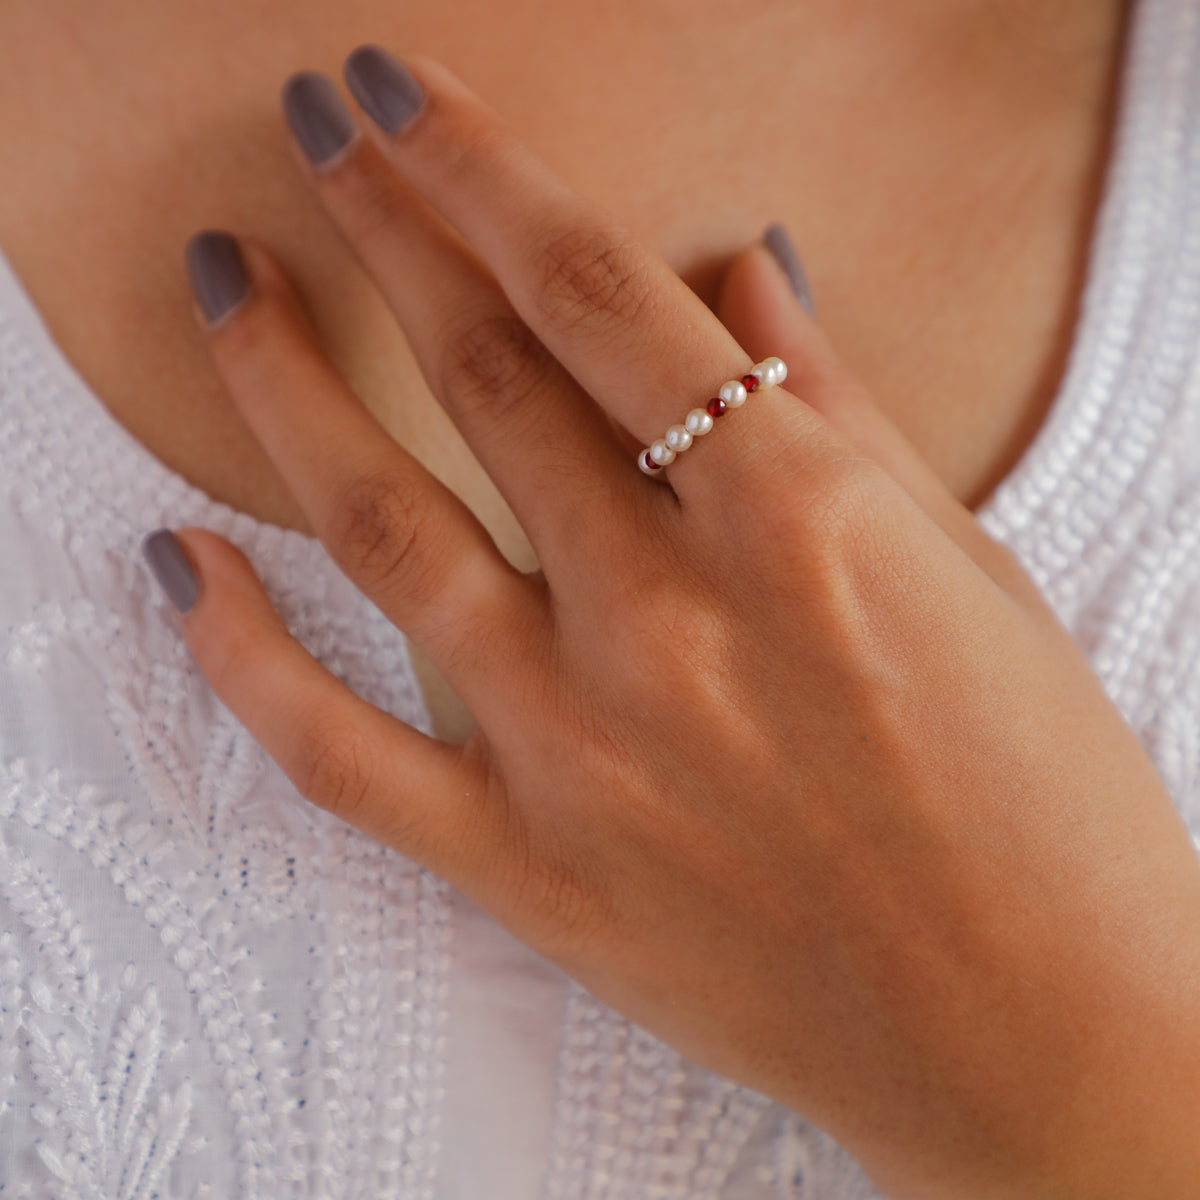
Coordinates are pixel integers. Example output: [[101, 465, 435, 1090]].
[[717, 234, 1045, 606], [279, 71, 656, 578], [336, 46, 834, 498], [184, 230, 549, 722], [143, 526, 507, 892]]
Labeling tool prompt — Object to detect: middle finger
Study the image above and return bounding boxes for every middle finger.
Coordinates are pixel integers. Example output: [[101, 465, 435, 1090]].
[[336, 46, 833, 498], [281, 71, 662, 582]]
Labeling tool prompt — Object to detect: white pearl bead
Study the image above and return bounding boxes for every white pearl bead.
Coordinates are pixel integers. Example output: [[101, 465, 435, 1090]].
[[665, 424, 693, 451], [649, 439, 676, 466], [719, 380, 747, 408], [761, 356, 787, 385], [755, 358, 786, 388], [684, 408, 714, 436]]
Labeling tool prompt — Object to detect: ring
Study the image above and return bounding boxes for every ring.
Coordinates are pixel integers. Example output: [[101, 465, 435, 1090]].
[[637, 357, 789, 477]]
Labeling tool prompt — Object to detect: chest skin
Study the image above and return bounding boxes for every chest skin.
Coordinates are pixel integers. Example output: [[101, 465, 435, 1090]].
[[0, 0, 1128, 741]]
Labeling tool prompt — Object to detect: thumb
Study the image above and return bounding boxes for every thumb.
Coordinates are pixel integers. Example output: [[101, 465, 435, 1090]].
[[717, 225, 1041, 603]]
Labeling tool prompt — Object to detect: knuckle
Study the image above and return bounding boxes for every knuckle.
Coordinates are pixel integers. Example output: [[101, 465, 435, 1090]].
[[438, 309, 550, 427], [295, 715, 377, 824], [199, 619, 271, 700], [626, 577, 703, 658], [209, 295, 287, 379], [343, 174, 417, 248], [533, 222, 656, 342], [580, 558, 735, 710], [808, 455, 879, 539], [763, 451, 879, 553], [327, 469, 450, 607], [438, 114, 519, 188], [762, 458, 922, 655], [717, 450, 889, 626], [515, 838, 618, 962], [629, 587, 737, 707]]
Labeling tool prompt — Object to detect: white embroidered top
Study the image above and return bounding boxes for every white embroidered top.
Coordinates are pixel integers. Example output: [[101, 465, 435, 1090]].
[[2, 0, 1199, 1194]]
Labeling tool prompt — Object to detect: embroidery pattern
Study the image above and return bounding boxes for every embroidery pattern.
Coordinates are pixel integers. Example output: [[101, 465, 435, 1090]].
[[543, 983, 771, 1200]]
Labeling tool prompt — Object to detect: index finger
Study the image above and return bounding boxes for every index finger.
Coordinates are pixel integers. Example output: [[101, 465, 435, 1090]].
[[339, 46, 831, 496]]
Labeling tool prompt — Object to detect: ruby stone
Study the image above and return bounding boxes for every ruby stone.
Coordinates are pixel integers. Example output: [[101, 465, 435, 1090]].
[[643, 450, 663, 470], [706, 397, 727, 418], [741, 373, 761, 392]]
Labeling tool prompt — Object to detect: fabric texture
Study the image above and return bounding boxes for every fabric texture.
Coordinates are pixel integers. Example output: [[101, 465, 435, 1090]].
[[2, 0, 1199, 1193]]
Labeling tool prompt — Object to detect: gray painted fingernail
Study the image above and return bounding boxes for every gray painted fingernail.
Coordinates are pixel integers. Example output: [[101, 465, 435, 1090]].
[[282, 71, 359, 168], [343, 44, 425, 135], [185, 230, 249, 328], [142, 529, 200, 613], [763, 222, 816, 316]]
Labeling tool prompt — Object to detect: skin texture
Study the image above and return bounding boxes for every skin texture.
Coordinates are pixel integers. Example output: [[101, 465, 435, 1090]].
[[10, 6, 1196, 1195], [161, 49, 1200, 1199], [0, 0, 1128, 742]]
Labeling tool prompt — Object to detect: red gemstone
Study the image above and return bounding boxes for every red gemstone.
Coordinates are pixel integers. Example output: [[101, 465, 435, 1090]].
[[643, 450, 663, 470], [741, 373, 761, 393], [706, 397, 727, 418]]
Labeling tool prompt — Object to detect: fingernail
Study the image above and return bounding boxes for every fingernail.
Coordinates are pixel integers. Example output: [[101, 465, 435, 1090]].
[[142, 529, 200, 614], [282, 71, 360, 168], [343, 45, 425, 135], [763, 222, 816, 316], [184, 230, 249, 328]]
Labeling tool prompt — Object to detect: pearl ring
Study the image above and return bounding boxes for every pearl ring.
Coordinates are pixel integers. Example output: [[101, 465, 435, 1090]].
[[637, 357, 788, 478]]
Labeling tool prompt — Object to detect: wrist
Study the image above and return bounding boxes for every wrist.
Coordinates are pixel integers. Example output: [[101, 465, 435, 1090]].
[[846, 916, 1200, 1200], [995, 955, 1200, 1200]]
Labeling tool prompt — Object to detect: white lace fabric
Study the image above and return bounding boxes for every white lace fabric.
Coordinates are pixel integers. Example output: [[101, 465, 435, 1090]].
[[2, 0, 1199, 1194]]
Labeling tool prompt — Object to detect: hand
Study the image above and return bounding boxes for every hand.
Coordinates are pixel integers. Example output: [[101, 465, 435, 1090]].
[[153, 46, 1200, 1200]]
